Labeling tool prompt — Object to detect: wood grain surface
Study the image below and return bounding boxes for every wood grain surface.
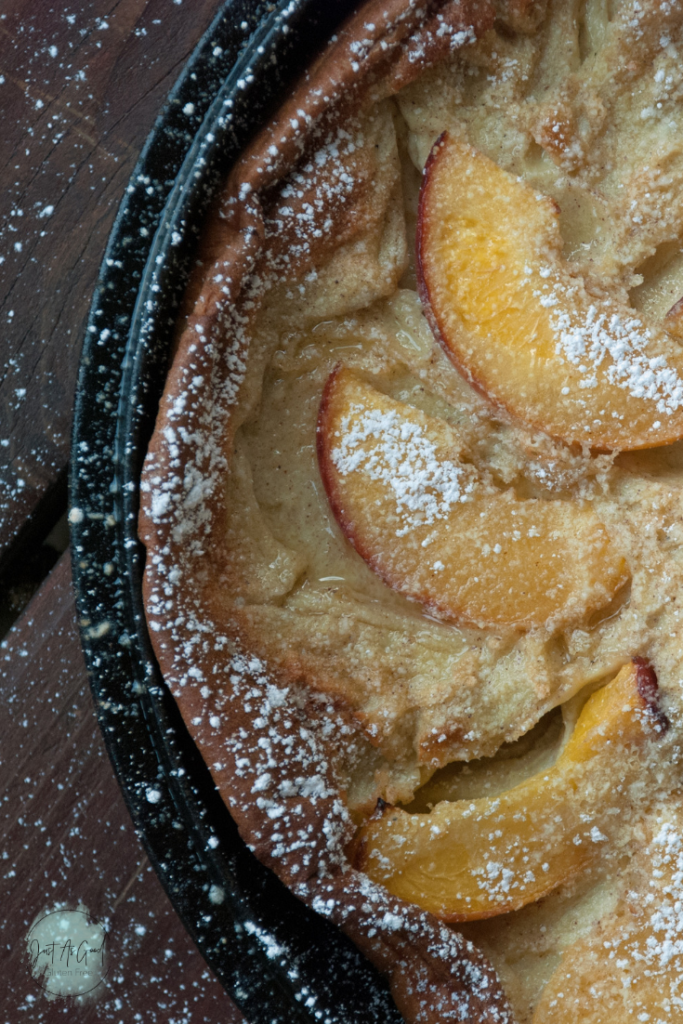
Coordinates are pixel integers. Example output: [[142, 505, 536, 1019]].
[[0, 2, 250, 1016], [0, 553, 244, 1021], [0, 0, 224, 559]]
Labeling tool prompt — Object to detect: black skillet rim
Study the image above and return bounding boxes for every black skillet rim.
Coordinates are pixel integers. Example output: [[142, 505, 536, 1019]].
[[69, 2, 403, 1021]]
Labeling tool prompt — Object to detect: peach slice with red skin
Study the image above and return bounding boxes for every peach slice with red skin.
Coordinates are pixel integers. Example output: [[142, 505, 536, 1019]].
[[665, 295, 683, 340], [317, 367, 628, 631], [417, 132, 683, 450], [351, 659, 668, 923]]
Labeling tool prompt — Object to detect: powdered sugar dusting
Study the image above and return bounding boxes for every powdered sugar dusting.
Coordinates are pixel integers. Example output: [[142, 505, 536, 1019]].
[[618, 821, 683, 973], [541, 276, 683, 415], [331, 404, 474, 536], [298, 871, 511, 1022], [141, 327, 246, 555], [137, 3, 517, 1016], [405, 19, 476, 65], [210, 651, 353, 876], [644, 822, 683, 964]]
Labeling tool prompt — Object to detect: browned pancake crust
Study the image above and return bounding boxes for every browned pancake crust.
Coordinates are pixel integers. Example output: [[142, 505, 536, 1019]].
[[139, 2, 519, 1022]]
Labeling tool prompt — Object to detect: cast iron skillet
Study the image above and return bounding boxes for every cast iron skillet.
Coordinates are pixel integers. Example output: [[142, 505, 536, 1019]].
[[70, 2, 404, 1021]]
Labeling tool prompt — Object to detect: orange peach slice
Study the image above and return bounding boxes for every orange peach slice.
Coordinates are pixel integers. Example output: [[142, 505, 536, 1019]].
[[351, 659, 668, 922], [417, 132, 683, 450], [317, 367, 627, 631]]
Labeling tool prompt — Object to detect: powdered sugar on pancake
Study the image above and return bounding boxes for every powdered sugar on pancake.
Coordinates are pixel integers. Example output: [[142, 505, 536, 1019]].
[[331, 403, 474, 535], [641, 822, 683, 966], [534, 272, 683, 416]]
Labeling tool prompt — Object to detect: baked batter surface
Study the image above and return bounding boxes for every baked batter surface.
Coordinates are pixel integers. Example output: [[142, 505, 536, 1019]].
[[141, 2, 683, 1020]]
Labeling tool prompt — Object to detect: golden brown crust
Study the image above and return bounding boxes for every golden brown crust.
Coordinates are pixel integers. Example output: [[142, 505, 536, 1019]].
[[139, 2, 515, 1022], [175, 0, 496, 336], [492, 0, 548, 35]]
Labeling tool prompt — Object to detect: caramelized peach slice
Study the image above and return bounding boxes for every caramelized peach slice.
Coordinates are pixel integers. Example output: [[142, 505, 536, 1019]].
[[417, 133, 683, 450], [317, 367, 627, 631], [352, 660, 667, 922]]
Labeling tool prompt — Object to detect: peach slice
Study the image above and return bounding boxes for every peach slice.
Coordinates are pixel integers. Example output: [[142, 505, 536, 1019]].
[[317, 367, 627, 631], [417, 132, 683, 450], [351, 659, 668, 922], [665, 295, 683, 341]]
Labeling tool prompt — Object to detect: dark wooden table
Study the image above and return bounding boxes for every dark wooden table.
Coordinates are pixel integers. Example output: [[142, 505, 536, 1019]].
[[0, 3, 245, 1019]]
